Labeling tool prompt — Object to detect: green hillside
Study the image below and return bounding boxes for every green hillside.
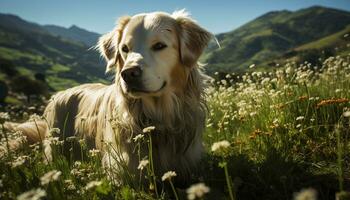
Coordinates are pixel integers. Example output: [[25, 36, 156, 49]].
[[296, 25, 350, 51], [0, 14, 107, 91], [203, 6, 350, 74]]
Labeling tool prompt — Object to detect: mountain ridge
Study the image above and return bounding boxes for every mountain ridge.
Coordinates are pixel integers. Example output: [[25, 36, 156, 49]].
[[0, 13, 100, 47], [0, 13, 107, 91], [203, 6, 350, 74], [43, 24, 100, 47]]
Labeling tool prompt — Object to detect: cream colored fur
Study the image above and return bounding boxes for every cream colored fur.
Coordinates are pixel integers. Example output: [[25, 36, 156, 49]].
[[12, 10, 212, 184]]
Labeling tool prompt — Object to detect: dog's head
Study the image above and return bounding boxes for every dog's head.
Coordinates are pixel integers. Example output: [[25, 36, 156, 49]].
[[98, 10, 211, 98]]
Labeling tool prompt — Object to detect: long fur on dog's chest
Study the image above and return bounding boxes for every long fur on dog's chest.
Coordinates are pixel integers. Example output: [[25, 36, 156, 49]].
[[43, 69, 207, 181]]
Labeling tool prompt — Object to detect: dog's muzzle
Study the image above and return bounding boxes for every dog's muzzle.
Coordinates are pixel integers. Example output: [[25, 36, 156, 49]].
[[121, 66, 143, 91], [121, 66, 167, 94]]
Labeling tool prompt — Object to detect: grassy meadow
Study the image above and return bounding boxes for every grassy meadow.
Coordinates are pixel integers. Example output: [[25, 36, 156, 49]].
[[0, 55, 350, 200]]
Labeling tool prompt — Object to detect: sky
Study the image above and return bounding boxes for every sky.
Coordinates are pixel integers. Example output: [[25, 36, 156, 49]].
[[0, 0, 349, 34]]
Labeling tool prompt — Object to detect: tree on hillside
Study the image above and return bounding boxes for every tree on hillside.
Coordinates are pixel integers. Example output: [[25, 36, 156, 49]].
[[10, 75, 48, 103], [34, 73, 46, 82], [299, 48, 335, 66], [0, 80, 8, 104], [0, 58, 18, 77]]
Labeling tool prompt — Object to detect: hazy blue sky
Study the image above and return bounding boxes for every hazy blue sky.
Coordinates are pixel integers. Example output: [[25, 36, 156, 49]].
[[0, 0, 349, 34]]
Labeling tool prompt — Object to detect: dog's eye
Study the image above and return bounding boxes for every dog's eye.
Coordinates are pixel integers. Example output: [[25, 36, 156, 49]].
[[121, 45, 129, 53], [152, 42, 167, 51]]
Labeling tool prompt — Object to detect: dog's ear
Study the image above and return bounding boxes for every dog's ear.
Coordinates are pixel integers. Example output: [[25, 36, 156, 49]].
[[97, 16, 130, 73], [172, 10, 212, 68]]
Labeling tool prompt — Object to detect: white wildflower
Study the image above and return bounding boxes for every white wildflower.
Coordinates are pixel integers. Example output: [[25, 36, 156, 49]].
[[29, 143, 40, 153], [249, 64, 255, 69], [64, 179, 76, 190], [0, 112, 10, 123], [10, 155, 29, 168], [296, 116, 305, 121], [46, 137, 61, 145], [206, 123, 213, 128], [261, 77, 270, 85], [28, 114, 42, 122], [294, 188, 317, 200], [64, 179, 72, 184], [40, 170, 62, 185], [17, 188, 46, 200], [142, 126, 155, 133], [186, 183, 210, 200], [161, 171, 177, 181], [137, 159, 149, 170], [23, 112, 29, 119], [89, 149, 100, 157], [78, 139, 85, 145], [28, 106, 36, 111], [73, 161, 81, 168], [249, 112, 257, 117], [49, 128, 60, 135], [70, 168, 81, 176], [133, 134, 144, 142], [335, 89, 342, 93], [343, 111, 350, 118], [66, 136, 77, 142], [85, 180, 102, 190], [221, 79, 227, 86], [211, 140, 230, 153]]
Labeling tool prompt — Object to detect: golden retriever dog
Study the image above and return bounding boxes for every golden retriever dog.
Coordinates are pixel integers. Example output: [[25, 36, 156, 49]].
[[9, 10, 212, 185]]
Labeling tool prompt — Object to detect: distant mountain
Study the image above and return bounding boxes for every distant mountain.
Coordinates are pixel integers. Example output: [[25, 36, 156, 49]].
[[203, 6, 350, 74], [271, 25, 350, 67], [0, 13, 47, 34], [0, 13, 106, 91], [43, 24, 100, 47]]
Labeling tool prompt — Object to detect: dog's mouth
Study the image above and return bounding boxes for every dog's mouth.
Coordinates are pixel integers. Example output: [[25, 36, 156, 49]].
[[127, 81, 167, 94]]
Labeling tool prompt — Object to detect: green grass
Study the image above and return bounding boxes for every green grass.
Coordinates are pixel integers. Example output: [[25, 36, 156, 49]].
[[17, 67, 34, 76], [242, 29, 273, 41], [46, 76, 79, 91], [4, 96, 22, 105], [0, 55, 349, 200], [204, 55, 350, 199], [47, 64, 71, 73], [0, 47, 38, 60], [0, 73, 6, 81], [296, 26, 350, 50]]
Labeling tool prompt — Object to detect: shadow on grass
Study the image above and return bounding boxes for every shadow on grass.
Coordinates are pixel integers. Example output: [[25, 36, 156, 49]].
[[201, 147, 348, 200]]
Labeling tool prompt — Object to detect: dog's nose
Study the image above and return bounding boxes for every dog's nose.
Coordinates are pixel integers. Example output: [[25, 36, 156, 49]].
[[121, 67, 142, 83]]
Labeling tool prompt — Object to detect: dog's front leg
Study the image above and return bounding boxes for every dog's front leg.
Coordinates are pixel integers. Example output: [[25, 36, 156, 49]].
[[101, 144, 131, 185]]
